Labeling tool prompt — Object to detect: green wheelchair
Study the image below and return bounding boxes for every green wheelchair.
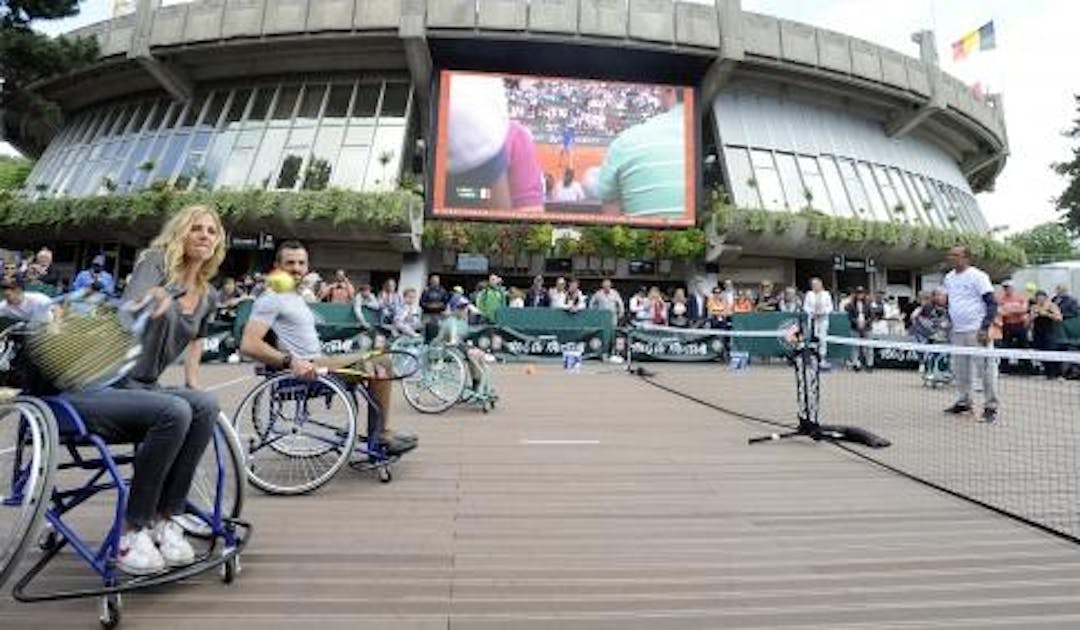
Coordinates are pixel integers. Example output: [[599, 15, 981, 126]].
[[394, 337, 498, 414]]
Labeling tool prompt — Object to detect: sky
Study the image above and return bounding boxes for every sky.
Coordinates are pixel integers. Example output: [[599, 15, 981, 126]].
[[3, 0, 1078, 234]]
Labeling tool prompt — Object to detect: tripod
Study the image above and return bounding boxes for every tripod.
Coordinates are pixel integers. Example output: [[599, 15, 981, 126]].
[[749, 322, 889, 448]]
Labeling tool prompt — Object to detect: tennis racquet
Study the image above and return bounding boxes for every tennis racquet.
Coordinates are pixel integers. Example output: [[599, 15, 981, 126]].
[[317, 348, 421, 383]]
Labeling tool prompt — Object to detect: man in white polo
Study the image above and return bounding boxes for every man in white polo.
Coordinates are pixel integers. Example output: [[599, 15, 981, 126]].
[[941, 245, 999, 422]]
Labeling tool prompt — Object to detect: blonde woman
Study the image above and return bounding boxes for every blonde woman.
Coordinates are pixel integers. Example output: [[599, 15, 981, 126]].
[[65, 205, 226, 575]]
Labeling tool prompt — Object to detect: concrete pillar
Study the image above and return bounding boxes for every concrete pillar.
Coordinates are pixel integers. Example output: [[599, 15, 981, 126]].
[[398, 251, 429, 293]]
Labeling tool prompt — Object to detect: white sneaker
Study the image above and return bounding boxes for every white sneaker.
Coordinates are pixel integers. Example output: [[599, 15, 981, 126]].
[[117, 529, 165, 575], [172, 513, 213, 537], [152, 519, 196, 567]]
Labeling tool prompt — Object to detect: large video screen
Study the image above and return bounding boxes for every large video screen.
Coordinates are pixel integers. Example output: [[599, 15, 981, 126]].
[[432, 70, 696, 227]]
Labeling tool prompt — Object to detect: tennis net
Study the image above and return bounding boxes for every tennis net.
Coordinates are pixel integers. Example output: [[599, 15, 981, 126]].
[[626, 323, 1080, 543]]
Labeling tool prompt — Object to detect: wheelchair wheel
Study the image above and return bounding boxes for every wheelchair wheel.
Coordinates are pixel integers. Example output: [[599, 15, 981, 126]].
[[0, 397, 58, 592], [232, 374, 359, 495], [402, 346, 467, 414], [181, 412, 245, 537]]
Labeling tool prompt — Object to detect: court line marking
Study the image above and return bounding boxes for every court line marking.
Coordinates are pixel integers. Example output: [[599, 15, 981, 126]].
[[520, 439, 601, 445]]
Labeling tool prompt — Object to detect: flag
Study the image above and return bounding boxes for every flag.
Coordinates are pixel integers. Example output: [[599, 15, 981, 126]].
[[951, 21, 996, 61]]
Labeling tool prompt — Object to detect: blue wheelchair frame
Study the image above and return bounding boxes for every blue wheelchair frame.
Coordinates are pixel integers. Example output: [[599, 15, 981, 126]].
[[8, 394, 251, 607], [241, 366, 398, 492]]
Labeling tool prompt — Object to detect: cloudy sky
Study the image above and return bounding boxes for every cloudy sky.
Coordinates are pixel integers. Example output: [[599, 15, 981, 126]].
[[4, 0, 1077, 233]]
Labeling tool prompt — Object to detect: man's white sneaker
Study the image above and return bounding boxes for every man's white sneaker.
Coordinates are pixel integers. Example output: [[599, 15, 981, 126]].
[[172, 513, 213, 537], [152, 519, 196, 567], [117, 529, 165, 575]]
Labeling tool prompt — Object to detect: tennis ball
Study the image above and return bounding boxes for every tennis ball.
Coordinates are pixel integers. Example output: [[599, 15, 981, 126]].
[[266, 270, 296, 293]]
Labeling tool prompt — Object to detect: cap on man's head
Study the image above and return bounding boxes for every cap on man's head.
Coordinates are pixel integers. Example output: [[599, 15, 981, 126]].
[[855, 285, 866, 293], [1001, 279, 1014, 287], [91, 254, 106, 266]]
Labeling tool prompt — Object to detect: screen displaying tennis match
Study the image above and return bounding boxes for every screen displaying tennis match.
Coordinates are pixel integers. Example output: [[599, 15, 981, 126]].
[[431, 70, 696, 227]]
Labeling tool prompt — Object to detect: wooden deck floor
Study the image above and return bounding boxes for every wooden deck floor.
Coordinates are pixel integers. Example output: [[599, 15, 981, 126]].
[[3, 362, 1080, 629]]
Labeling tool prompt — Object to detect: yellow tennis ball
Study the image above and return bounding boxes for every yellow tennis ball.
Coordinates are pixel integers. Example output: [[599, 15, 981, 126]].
[[266, 270, 296, 293]]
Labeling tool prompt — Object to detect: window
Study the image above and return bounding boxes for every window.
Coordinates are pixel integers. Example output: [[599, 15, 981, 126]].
[[181, 97, 206, 127], [305, 126, 344, 191], [272, 86, 300, 121], [250, 128, 288, 188], [819, 156, 853, 217], [363, 126, 406, 190], [856, 162, 887, 220], [296, 85, 326, 121], [380, 83, 410, 118], [872, 165, 904, 222], [750, 150, 785, 210], [722, 147, 759, 208], [836, 158, 870, 217], [324, 84, 352, 119], [797, 155, 832, 213], [352, 84, 381, 118], [226, 89, 252, 123], [201, 92, 225, 130], [332, 146, 370, 190], [248, 88, 273, 122], [774, 153, 803, 210]]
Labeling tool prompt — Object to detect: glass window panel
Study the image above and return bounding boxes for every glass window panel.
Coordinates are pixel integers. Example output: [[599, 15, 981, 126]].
[[189, 130, 212, 153], [219, 147, 255, 189], [157, 102, 180, 132], [106, 106, 129, 136], [226, 89, 252, 123], [722, 147, 759, 208], [896, 171, 926, 224], [362, 125, 405, 190], [344, 124, 375, 146], [872, 165, 902, 219], [332, 145, 369, 190], [304, 126, 344, 191], [181, 97, 206, 127], [203, 130, 238, 188], [125, 103, 148, 134], [380, 83, 410, 118], [352, 84, 381, 118], [855, 162, 887, 220], [325, 84, 352, 119], [914, 175, 945, 226], [797, 155, 832, 213], [819, 156, 853, 217], [749, 149, 785, 210], [930, 181, 957, 227], [119, 137, 153, 191], [272, 86, 300, 120], [886, 168, 917, 223], [276, 152, 305, 189], [774, 153, 803, 210], [156, 132, 189, 181], [286, 127, 315, 148], [296, 85, 326, 121], [248, 88, 273, 122], [235, 128, 263, 149], [201, 92, 225, 129], [249, 128, 288, 188]]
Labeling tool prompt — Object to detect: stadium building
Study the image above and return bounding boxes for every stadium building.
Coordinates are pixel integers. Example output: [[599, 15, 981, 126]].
[[4, 0, 1008, 295]]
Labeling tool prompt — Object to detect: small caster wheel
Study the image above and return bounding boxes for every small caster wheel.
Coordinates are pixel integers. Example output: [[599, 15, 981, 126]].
[[38, 528, 59, 551], [99, 593, 122, 629], [378, 466, 392, 483], [221, 553, 240, 584]]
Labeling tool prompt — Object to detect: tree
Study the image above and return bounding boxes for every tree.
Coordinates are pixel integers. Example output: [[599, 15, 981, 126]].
[[1, 1, 99, 153], [1055, 95, 1080, 232], [0, 155, 33, 189], [1006, 222, 1078, 265]]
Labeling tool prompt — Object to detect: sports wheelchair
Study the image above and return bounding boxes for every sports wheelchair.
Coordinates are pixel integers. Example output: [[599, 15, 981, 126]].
[[0, 321, 249, 629], [230, 344, 420, 495], [396, 337, 498, 415]]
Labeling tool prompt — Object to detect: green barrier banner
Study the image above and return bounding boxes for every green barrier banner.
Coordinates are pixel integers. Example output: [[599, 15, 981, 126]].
[[469, 326, 606, 359], [616, 327, 726, 362]]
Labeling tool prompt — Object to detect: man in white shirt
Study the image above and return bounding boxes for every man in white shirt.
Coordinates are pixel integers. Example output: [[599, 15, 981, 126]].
[[941, 245, 999, 422], [0, 278, 55, 323], [588, 279, 624, 324], [802, 277, 834, 367]]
